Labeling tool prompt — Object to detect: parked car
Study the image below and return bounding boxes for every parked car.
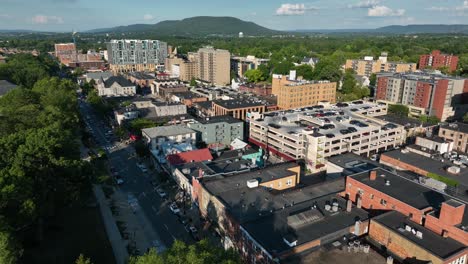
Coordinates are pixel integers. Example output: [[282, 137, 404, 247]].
[[169, 203, 180, 214], [137, 163, 148, 173], [370, 154, 379, 161], [156, 188, 167, 198], [114, 175, 124, 185], [189, 226, 197, 233], [348, 127, 358, 133]]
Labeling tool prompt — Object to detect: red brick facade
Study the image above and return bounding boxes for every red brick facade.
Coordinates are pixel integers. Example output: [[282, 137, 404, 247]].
[[419, 50, 459, 72], [376, 76, 388, 100]]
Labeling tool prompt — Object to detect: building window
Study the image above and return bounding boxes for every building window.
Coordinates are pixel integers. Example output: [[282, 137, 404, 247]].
[[370, 194, 374, 199], [380, 199, 387, 206]]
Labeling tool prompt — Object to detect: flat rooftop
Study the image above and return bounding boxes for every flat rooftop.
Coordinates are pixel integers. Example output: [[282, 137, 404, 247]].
[[213, 99, 265, 109], [194, 115, 243, 125], [242, 194, 369, 254], [375, 114, 434, 128], [382, 149, 468, 186], [350, 168, 451, 210], [203, 164, 346, 223], [373, 211, 467, 259], [142, 125, 195, 138], [253, 102, 393, 139], [441, 122, 468, 134], [172, 91, 206, 99], [327, 153, 379, 175]]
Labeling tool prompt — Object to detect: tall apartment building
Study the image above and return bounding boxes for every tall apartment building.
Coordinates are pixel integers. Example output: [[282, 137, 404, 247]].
[[345, 53, 416, 77], [272, 71, 337, 110], [419, 50, 459, 72], [376, 72, 468, 121], [197, 47, 230, 85], [107, 39, 168, 73], [249, 102, 405, 173]]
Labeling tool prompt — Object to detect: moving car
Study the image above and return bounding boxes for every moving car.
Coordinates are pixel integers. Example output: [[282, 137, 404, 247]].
[[156, 188, 167, 198]]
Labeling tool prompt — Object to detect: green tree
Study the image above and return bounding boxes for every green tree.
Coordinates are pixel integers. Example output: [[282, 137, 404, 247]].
[[244, 69, 265, 83], [129, 118, 157, 133], [75, 254, 93, 264], [190, 77, 197, 87], [313, 58, 342, 83], [341, 69, 357, 94], [129, 240, 240, 264], [463, 113, 468, 123], [0, 230, 18, 264], [388, 104, 409, 117], [369, 73, 377, 87], [419, 115, 440, 125], [294, 64, 314, 80]]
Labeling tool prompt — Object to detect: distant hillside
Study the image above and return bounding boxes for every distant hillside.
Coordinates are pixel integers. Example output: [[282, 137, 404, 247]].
[[88, 16, 281, 36], [375, 24, 468, 34]]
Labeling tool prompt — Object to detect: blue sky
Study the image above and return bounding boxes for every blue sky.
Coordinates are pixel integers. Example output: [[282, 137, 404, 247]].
[[0, 0, 467, 31]]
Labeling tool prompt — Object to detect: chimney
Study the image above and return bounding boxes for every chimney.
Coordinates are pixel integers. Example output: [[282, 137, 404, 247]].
[[356, 195, 362, 209], [369, 170, 377, 181], [347, 199, 352, 212], [439, 200, 465, 226], [442, 230, 449, 238]]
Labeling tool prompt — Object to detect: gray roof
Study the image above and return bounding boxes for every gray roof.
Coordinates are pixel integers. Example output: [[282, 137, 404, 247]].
[[213, 99, 265, 109], [203, 163, 346, 223], [441, 122, 468, 134], [242, 194, 369, 255], [86, 71, 113, 80], [375, 114, 435, 128], [142, 125, 195, 138], [0, 80, 17, 96], [128, 72, 155, 80], [103, 76, 134, 88], [349, 168, 453, 210], [382, 149, 468, 186], [373, 211, 466, 259], [195, 115, 243, 125]]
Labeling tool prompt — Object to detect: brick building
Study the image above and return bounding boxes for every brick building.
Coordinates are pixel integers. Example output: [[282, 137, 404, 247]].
[[419, 50, 459, 72], [343, 169, 468, 246], [345, 53, 416, 77], [376, 72, 468, 121], [239, 83, 272, 96]]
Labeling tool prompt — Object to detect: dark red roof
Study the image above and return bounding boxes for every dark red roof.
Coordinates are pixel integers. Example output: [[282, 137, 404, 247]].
[[167, 148, 213, 166]]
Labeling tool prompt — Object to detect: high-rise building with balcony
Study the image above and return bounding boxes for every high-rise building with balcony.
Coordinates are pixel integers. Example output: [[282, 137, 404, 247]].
[[345, 53, 416, 77], [376, 72, 468, 121], [197, 47, 230, 86], [107, 39, 168, 73], [419, 50, 459, 72]]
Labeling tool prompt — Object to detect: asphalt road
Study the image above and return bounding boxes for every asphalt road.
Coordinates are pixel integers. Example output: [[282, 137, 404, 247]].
[[79, 98, 193, 252]]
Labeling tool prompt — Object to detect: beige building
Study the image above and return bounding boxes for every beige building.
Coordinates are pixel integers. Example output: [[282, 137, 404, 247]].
[[272, 71, 336, 110], [197, 47, 230, 85], [438, 122, 468, 153], [345, 53, 416, 77], [212, 99, 266, 121]]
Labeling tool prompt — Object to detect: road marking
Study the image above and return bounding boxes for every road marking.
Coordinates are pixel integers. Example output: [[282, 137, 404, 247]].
[[171, 235, 176, 241], [152, 206, 157, 212], [164, 224, 169, 231]]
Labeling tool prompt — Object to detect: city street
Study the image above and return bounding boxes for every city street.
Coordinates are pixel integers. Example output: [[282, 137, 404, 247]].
[[79, 99, 194, 253]]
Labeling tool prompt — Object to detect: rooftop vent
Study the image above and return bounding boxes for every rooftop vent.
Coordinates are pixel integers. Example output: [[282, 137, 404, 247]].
[[247, 179, 259, 188], [416, 231, 423, 239], [385, 180, 391, 186]]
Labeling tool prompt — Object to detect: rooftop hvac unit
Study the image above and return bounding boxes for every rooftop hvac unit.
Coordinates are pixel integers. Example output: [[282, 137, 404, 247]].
[[416, 231, 423, 239], [247, 179, 259, 188]]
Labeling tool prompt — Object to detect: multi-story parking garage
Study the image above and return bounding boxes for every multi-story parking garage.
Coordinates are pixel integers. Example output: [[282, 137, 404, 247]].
[[249, 101, 406, 172]]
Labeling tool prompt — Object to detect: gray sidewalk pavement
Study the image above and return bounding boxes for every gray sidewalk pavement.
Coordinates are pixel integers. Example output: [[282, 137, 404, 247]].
[[93, 185, 129, 264]]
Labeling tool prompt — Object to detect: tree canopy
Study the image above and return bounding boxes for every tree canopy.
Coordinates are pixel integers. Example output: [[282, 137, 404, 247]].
[[388, 104, 410, 117], [129, 240, 240, 264]]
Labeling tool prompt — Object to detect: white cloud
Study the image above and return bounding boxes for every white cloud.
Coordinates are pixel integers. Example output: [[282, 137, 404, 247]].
[[348, 0, 380, 9], [143, 14, 154, 21], [427, 1, 468, 12], [368, 5, 405, 17], [276, 3, 317, 16], [32, 15, 64, 24], [0, 14, 12, 19]]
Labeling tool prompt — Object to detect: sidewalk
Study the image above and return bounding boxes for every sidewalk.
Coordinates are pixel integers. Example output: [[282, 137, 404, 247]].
[[112, 187, 167, 254], [93, 185, 129, 264]]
